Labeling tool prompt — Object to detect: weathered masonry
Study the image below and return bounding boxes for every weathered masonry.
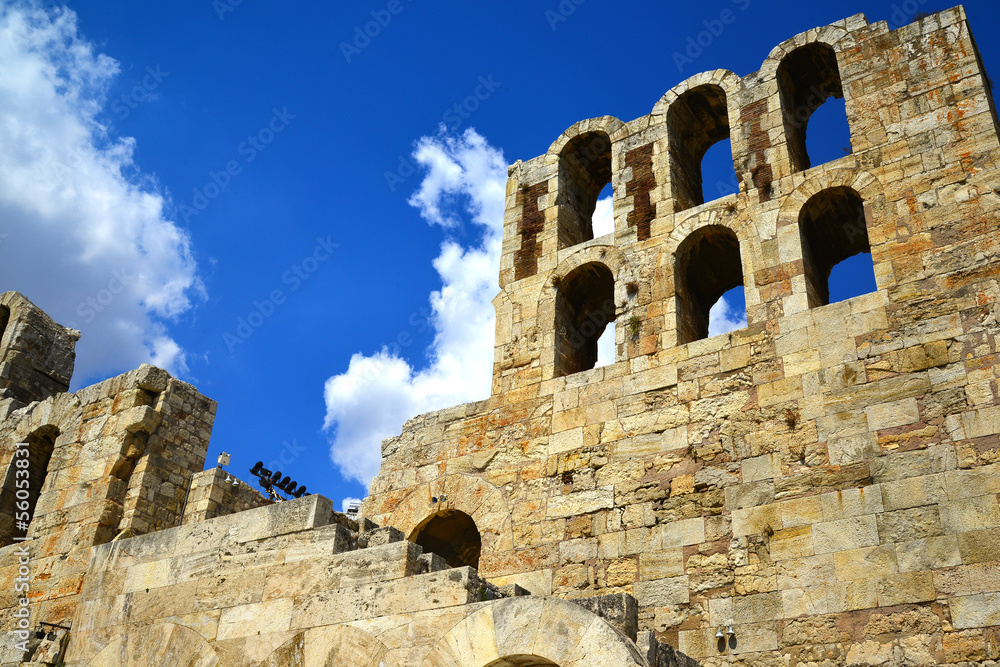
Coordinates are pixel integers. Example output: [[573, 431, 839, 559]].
[[368, 6, 1000, 665], [1, 6, 999, 667]]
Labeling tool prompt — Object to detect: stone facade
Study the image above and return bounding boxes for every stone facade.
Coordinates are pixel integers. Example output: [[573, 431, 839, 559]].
[[365, 6, 1000, 666], [0, 6, 999, 667]]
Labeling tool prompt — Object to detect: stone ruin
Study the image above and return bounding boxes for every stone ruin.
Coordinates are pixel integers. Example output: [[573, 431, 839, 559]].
[[2, 6, 1000, 666]]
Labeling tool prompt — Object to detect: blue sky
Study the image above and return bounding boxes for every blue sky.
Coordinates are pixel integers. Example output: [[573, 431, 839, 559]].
[[0, 0, 996, 508]]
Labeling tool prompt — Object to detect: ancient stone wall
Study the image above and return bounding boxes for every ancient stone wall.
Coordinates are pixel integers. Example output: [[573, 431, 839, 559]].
[[0, 363, 217, 648], [181, 467, 271, 525], [366, 7, 1000, 665], [0, 292, 78, 406], [1, 6, 999, 667], [0, 303, 665, 665], [2, 494, 671, 666]]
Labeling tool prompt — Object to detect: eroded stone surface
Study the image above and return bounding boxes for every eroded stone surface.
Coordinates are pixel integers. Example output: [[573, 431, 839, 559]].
[[2, 7, 1000, 667]]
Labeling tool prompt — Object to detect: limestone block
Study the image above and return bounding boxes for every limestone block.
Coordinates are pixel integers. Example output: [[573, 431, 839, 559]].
[[634, 575, 690, 606], [172, 493, 335, 548], [677, 627, 716, 659], [639, 549, 684, 580], [781, 584, 837, 617], [833, 578, 878, 612], [291, 567, 484, 629], [877, 571, 936, 606], [866, 397, 920, 430], [779, 496, 823, 528], [934, 561, 1000, 598], [812, 515, 879, 554], [777, 554, 835, 591], [193, 570, 265, 612], [828, 433, 877, 465], [950, 592, 1000, 630], [820, 485, 883, 520], [732, 591, 783, 624], [128, 580, 198, 623], [443, 608, 499, 666], [571, 593, 639, 640], [285, 524, 354, 562], [656, 517, 705, 548], [741, 453, 780, 482], [729, 621, 779, 655], [896, 535, 962, 572], [880, 474, 944, 511], [559, 537, 598, 564], [961, 405, 1000, 438], [79, 622, 218, 667], [846, 639, 893, 665], [549, 427, 584, 455], [939, 495, 1000, 533], [769, 526, 814, 562], [942, 629, 988, 663], [328, 540, 423, 586], [365, 525, 405, 547], [567, 614, 649, 666], [832, 545, 899, 582], [122, 558, 174, 593], [957, 528, 1000, 564], [943, 463, 1000, 500], [546, 487, 614, 519], [732, 504, 781, 537], [725, 480, 775, 510], [490, 598, 565, 660], [876, 506, 943, 543]]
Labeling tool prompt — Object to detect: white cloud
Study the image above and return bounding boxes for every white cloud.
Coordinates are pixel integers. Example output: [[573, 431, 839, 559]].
[[708, 293, 748, 337], [592, 194, 615, 367], [595, 322, 616, 367], [0, 2, 202, 383], [592, 196, 614, 238], [323, 128, 506, 487]]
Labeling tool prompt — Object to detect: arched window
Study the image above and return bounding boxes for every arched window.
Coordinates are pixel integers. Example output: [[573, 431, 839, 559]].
[[778, 42, 851, 171], [0, 426, 57, 546], [554, 262, 616, 376], [411, 509, 481, 569], [675, 226, 745, 344], [798, 187, 875, 307], [557, 132, 613, 248], [667, 84, 734, 211]]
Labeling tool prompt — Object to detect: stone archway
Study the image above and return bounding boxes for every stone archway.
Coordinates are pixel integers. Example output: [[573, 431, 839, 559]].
[[85, 623, 218, 667], [387, 473, 514, 574], [420, 597, 649, 667], [258, 625, 401, 667]]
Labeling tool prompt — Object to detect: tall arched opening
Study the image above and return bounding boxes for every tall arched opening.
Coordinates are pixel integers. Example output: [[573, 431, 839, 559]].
[[778, 42, 851, 171], [798, 186, 875, 307], [675, 225, 745, 344], [557, 131, 613, 248], [667, 84, 734, 211], [554, 261, 616, 376]]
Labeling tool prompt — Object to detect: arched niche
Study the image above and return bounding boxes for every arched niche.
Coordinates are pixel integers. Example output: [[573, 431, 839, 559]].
[[411, 508, 482, 569]]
